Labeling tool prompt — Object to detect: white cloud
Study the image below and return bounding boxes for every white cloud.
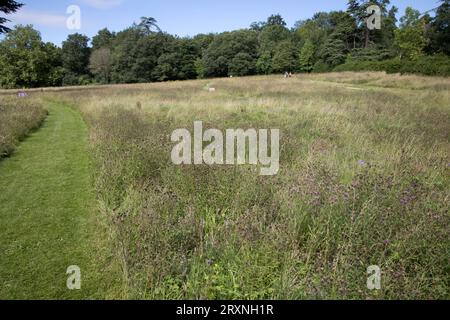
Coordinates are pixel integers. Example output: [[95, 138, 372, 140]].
[[8, 10, 67, 28], [81, 0, 123, 9]]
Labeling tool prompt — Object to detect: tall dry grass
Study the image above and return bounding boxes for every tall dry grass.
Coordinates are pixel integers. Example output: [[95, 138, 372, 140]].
[[43, 72, 450, 299], [0, 97, 47, 158]]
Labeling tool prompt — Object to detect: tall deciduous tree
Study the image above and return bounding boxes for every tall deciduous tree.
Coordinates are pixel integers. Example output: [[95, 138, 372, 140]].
[[428, 0, 450, 54], [151, 38, 198, 81], [256, 51, 273, 74], [379, 6, 398, 49], [92, 28, 116, 50], [266, 14, 287, 27], [109, 27, 142, 83], [229, 52, 256, 76], [299, 40, 315, 72], [395, 7, 427, 60], [0, 25, 63, 88], [202, 30, 258, 77], [61, 33, 91, 85], [89, 48, 112, 83], [271, 40, 298, 73]]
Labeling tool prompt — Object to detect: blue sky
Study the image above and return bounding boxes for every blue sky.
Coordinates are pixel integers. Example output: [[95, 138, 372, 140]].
[[4, 0, 439, 46]]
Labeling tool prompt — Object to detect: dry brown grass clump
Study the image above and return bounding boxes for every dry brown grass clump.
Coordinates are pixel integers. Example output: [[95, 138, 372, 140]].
[[0, 97, 47, 158]]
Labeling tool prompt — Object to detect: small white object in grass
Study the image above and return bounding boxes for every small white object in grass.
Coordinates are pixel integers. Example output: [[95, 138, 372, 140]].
[[209, 88, 216, 92]]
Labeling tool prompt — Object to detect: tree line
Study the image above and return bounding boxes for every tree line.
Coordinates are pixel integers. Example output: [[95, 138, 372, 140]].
[[0, 0, 449, 89]]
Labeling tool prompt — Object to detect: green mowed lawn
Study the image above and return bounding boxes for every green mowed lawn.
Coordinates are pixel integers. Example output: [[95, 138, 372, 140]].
[[0, 101, 121, 299]]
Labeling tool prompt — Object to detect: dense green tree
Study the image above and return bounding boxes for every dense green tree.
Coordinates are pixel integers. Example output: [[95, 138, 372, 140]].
[[0, 25, 63, 88], [194, 58, 206, 79], [43, 42, 65, 86], [250, 13, 286, 31], [1, 8, 448, 88], [320, 37, 347, 67], [152, 38, 198, 81], [0, 0, 23, 34], [266, 14, 287, 27], [89, 48, 112, 83], [110, 27, 176, 83], [191, 34, 214, 78], [295, 13, 333, 54], [295, 11, 356, 69], [394, 7, 427, 60], [152, 52, 178, 81], [428, 0, 450, 54], [379, 6, 398, 49], [329, 11, 357, 50], [347, 46, 394, 62], [299, 40, 315, 72], [229, 52, 256, 76], [256, 51, 273, 74], [258, 22, 292, 74], [92, 28, 116, 50], [176, 38, 200, 80], [271, 40, 298, 73], [61, 33, 91, 85], [249, 21, 265, 31], [311, 12, 353, 65], [110, 27, 143, 83], [259, 24, 291, 53], [347, 0, 366, 47], [135, 32, 175, 82], [110, 26, 194, 83], [192, 33, 215, 52], [202, 30, 258, 77]]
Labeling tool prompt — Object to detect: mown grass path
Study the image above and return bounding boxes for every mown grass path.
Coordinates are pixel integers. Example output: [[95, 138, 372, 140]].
[[0, 101, 121, 299]]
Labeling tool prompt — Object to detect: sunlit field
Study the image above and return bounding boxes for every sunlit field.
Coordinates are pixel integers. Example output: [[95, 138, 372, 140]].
[[1, 72, 449, 299]]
